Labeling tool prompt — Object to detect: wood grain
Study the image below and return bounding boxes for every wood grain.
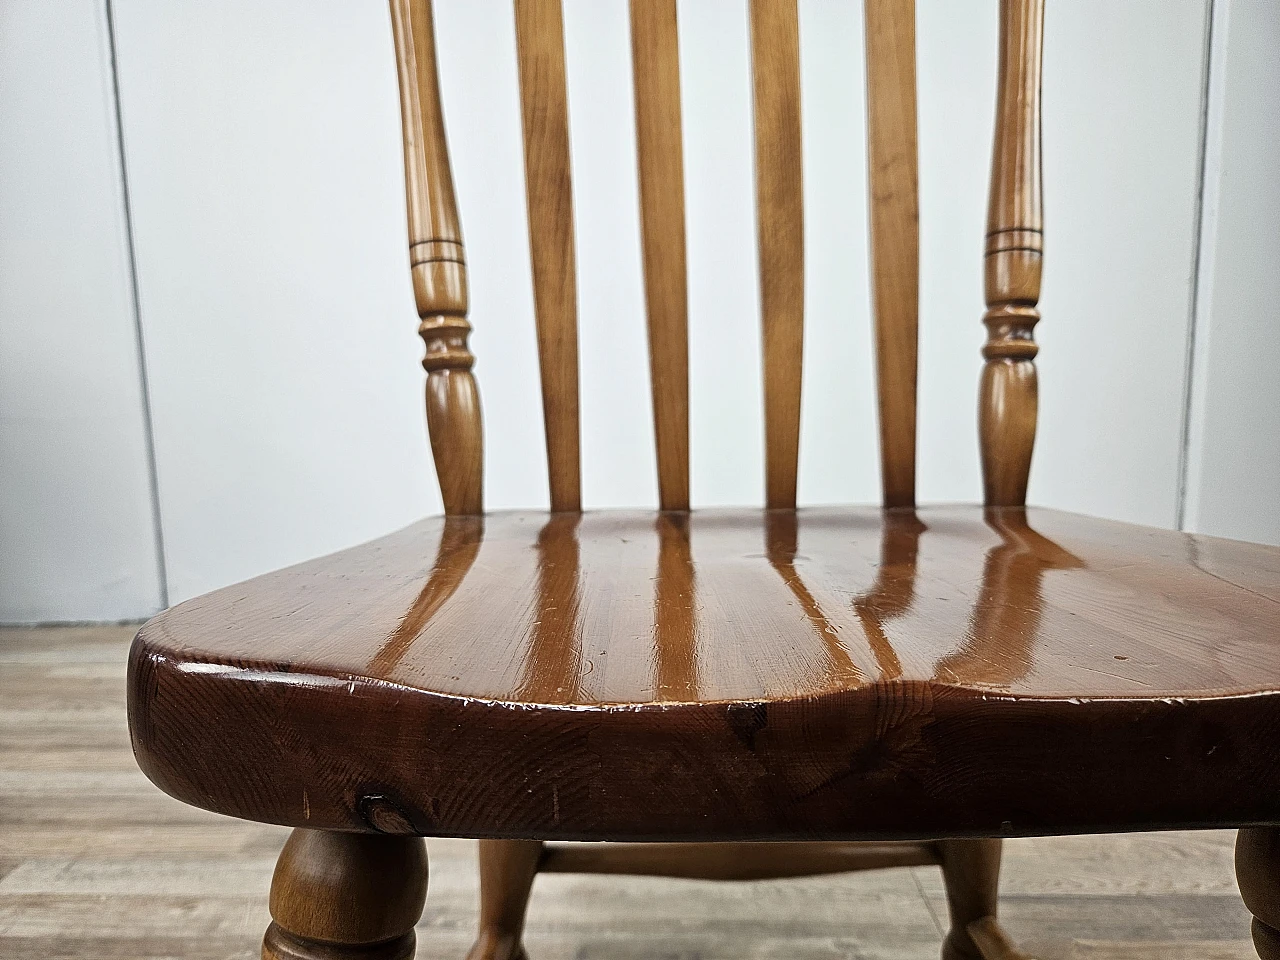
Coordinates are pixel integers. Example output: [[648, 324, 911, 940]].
[[980, 0, 1044, 508], [263, 829, 427, 960], [129, 507, 1280, 840], [515, 0, 581, 512], [864, 0, 920, 508], [390, 0, 483, 515], [0, 624, 1260, 959], [118, 2, 1275, 956], [750, 0, 805, 510], [630, 0, 690, 512]]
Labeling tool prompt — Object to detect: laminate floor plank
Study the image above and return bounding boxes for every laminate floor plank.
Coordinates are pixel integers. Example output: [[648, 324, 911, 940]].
[[0, 625, 1261, 960]]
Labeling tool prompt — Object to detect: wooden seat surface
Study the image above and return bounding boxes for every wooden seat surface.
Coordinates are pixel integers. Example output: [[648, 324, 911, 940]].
[[129, 505, 1280, 842]]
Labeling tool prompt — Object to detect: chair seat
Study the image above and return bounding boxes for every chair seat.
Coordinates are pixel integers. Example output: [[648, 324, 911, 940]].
[[129, 506, 1280, 841]]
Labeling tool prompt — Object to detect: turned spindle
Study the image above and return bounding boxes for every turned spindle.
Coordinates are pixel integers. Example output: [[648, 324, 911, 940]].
[[979, 0, 1044, 508], [1238, 828, 1280, 959], [390, 0, 483, 515], [263, 829, 428, 960]]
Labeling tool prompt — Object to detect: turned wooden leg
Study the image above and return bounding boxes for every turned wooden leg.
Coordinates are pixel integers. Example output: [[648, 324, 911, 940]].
[[263, 828, 428, 960], [466, 840, 545, 960], [937, 838, 1023, 960], [1237, 828, 1280, 959]]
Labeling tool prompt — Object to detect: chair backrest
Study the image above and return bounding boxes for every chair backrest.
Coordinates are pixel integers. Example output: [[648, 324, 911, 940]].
[[388, 0, 1044, 515]]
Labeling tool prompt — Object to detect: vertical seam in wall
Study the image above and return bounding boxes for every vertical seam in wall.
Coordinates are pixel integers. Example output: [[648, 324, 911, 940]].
[[105, 0, 169, 609], [1175, 0, 1220, 532]]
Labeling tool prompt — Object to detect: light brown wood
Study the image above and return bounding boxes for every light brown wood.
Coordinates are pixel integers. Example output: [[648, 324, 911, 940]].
[[750, 0, 805, 510], [263, 829, 427, 960], [468, 840, 543, 960], [515, 0, 581, 513], [864, 0, 920, 509], [979, 0, 1044, 508], [539, 841, 939, 881], [131, 506, 1280, 840], [390, 0, 482, 516], [1237, 828, 1280, 959], [630, 0, 690, 512]]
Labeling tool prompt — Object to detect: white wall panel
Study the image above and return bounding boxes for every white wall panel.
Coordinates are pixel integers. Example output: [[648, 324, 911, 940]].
[[111, 0, 440, 603], [108, 0, 1212, 603], [1184, 0, 1280, 546], [0, 0, 163, 622]]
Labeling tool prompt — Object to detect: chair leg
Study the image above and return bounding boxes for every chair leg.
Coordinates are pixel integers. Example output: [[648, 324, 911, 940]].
[[466, 840, 545, 960], [262, 828, 428, 960], [937, 838, 1004, 960], [1237, 828, 1280, 959]]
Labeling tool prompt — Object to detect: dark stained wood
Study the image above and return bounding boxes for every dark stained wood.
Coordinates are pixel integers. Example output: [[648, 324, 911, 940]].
[[539, 840, 939, 880], [864, 0, 920, 508], [130, 506, 1280, 841], [10, 626, 1257, 958], [750, 0, 805, 510], [980, 0, 1045, 508], [1237, 829, 1280, 959], [630, 0, 690, 512], [515, 0, 582, 513], [390, 0, 482, 515], [263, 829, 427, 960]]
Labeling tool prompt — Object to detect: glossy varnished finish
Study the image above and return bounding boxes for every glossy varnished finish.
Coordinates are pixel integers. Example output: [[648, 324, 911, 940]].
[[126, 0, 1279, 956], [263, 829, 427, 960], [131, 506, 1280, 840], [11, 626, 1258, 958]]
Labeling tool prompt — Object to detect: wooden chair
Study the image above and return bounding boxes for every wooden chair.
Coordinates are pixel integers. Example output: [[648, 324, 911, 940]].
[[125, 1, 1280, 959]]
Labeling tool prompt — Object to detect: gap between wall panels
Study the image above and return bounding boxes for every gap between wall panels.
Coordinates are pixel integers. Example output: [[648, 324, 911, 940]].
[[1176, 0, 1229, 534], [104, 0, 169, 609]]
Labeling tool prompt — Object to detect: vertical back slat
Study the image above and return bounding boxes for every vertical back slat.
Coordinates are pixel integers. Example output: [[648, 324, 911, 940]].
[[863, 0, 919, 508], [750, 0, 805, 510], [515, 0, 582, 512], [630, 0, 690, 512]]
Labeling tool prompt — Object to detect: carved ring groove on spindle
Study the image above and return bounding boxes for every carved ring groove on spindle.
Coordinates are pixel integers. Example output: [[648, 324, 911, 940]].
[[420, 316, 475, 372], [391, 0, 483, 517], [978, 0, 1043, 510], [410, 238, 466, 265], [981, 304, 1039, 362]]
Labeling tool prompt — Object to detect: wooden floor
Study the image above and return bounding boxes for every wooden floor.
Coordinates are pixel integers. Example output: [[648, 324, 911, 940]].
[[0, 625, 1259, 960]]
